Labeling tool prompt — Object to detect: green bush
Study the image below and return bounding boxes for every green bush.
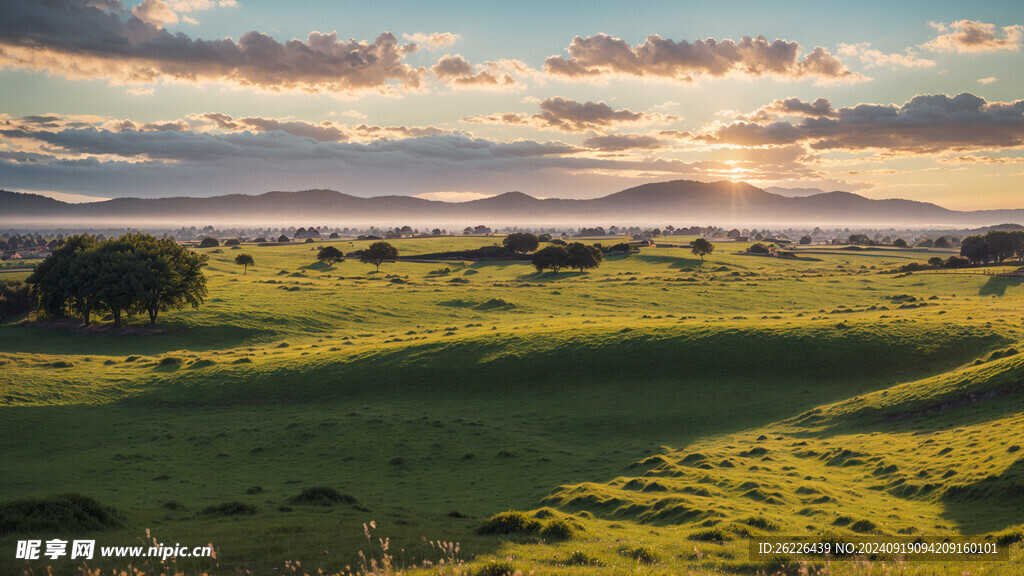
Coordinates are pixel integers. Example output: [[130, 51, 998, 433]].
[[477, 510, 541, 535], [540, 518, 575, 540], [0, 493, 123, 535], [199, 501, 257, 516], [288, 487, 357, 506]]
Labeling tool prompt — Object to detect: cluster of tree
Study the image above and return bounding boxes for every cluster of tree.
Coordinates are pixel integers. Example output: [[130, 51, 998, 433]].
[[463, 225, 493, 235], [532, 242, 603, 273], [747, 242, 774, 254], [898, 256, 971, 272], [0, 279, 32, 320], [27, 234, 208, 327], [960, 231, 1024, 264], [0, 233, 61, 252]]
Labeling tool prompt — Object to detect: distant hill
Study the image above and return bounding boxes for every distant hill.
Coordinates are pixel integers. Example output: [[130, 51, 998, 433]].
[[2, 180, 1023, 227], [763, 186, 832, 198]]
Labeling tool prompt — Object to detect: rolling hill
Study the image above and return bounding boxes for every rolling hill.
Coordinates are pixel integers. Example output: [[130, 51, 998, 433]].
[[2, 180, 1023, 227]]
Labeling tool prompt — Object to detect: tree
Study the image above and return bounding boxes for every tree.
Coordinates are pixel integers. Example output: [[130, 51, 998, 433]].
[[748, 242, 771, 254], [532, 245, 570, 273], [124, 234, 208, 325], [566, 242, 602, 272], [799, 235, 812, 245], [985, 230, 1016, 263], [960, 235, 989, 264], [892, 238, 908, 248], [277, 235, 290, 243], [27, 234, 99, 323], [199, 237, 219, 248], [317, 246, 345, 265], [690, 238, 714, 261], [928, 256, 944, 267], [360, 241, 398, 272], [223, 238, 241, 246], [234, 253, 254, 274], [538, 233, 552, 242], [502, 232, 540, 254]]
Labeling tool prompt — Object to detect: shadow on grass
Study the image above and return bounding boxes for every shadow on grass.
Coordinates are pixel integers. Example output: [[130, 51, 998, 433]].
[[941, 457, 1024, 534], [632, 254, 708, 269], [0, 320, 274, 356], [979, 276, 1024, 297]]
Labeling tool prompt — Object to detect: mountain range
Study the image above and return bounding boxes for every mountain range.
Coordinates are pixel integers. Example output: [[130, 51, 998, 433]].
[[2, 180, 1022, 228]]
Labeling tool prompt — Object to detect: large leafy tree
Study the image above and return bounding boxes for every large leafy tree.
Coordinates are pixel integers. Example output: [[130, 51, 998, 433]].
[[360, 241, 398, 272], [126, 234, 208, 325], [531, 245, 570, 273], [566, 242, 602, 272], [27, 234, 99, 323], [502, 233, 540, 254]]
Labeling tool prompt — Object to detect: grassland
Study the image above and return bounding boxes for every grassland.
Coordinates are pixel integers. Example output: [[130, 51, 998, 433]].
[[1, 236, 1023, 575]]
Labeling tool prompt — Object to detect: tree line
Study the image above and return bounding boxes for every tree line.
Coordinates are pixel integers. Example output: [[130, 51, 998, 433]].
[[28, 234, 208, 327], [960, 230, 1024, 264]]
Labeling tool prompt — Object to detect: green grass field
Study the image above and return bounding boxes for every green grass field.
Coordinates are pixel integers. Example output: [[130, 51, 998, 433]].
[[2, 236, 1023, 575]]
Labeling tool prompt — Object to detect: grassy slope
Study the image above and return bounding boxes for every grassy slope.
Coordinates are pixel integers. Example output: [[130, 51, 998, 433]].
[[1, 237, 1023, 574]]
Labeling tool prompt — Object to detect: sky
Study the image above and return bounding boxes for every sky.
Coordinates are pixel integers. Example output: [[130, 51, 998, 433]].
[[0, 0, 1021, 210]]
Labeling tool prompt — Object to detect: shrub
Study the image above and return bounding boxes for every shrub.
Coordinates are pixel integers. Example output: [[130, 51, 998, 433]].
[[566, 550, 601, 566], [743, 516, 778, 531], [687, 528, 730, 542], [477, 510, 541, 535], [619, 546, 658, 564], [0, 493, 123, 535], [288, 487, 357, 506], [747, 242, 771, 254], [199, 501, 256, 516], [223, 238, 240, 246], [198, 237, 219, 248], [540, 518, 576, 540]]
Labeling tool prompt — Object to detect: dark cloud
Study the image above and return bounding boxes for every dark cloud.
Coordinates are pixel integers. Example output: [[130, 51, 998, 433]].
[[702, 93, 1024, 153], [464, 97, 676, 133], [582, 134, 663, 151], [0, 0, 423, 94], [544, 33, 859, 83]]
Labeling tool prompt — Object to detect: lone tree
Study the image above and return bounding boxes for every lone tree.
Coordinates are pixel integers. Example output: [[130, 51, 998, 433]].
[[502, 232, 540, 254], [532, 245, 570, 273], [360, 241, 398, 272], [317, 246, 345, 265], [566, 242, 602, 272], [198, 237, 219, 248], [893, 238, 908, 248], [234, 253, 254, 274], [277, 235, 290, 243], [690, 238, 714, 261]]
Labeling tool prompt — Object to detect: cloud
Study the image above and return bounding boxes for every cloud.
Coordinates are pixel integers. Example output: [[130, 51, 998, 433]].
[[413, 191, 493, 202], [543, 33, 861, 84], [922, 20, 1024, 53], [125, 86, 155, 96], [132, 0, 178, 27], [464, 97, 677, 133], [700, 93, 1024, 153], [0, 117, 742, 198], [430, 54, 525, 89], [978, 77, 998, 84], [402, 32, 460, 49], [836, 42, 936, 68], [582, 133, 663, 151], [0, 0, 424, 95]]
